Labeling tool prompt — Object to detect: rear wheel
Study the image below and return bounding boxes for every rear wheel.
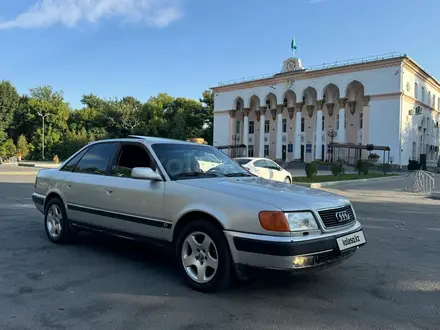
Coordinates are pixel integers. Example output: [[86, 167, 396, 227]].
[[176, 220, 232, 292], [44, 198, 75, 244]]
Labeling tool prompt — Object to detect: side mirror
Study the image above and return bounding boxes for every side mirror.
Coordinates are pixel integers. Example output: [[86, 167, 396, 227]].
[[131, 167, 162, 181]]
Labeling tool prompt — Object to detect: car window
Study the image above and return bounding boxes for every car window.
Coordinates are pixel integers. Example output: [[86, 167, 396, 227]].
[[195, 152, 221, 163], [254, 160, 266, 168], [235, 158, 251, 165], [266, 160, 279, 170], [74, 143, 116, 175], [112, 144, 152, 178], [60, 148, 88, 172]]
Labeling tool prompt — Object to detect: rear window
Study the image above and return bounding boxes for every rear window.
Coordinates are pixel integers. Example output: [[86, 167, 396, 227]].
[[235, 158, 251, 165]]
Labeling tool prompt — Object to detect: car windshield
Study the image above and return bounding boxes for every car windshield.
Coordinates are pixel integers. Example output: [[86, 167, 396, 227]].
[[152, 143, 252, 180], [234, 158, 251, 165]]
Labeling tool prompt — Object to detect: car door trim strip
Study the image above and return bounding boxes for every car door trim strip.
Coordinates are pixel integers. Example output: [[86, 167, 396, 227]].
[[66, 203, 172, 229]]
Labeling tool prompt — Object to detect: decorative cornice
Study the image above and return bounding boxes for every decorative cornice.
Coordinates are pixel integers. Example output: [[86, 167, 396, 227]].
[[243, 108, 250, 116], [270, 108, 277, 121], [339, 98, 348, 109], [255, 110, 261, 122], [316, 100, 325, 110], [228, 110, 236, 118], [258, 106, 267, 115], [295, 102, 304, 111], [287, 107, 294, 119], [276, 104, 284, 114], [348, 101, 356, 115], [326, 103, 335, 117], [306, 105, 314, 118], [363, 96, 371, 107]]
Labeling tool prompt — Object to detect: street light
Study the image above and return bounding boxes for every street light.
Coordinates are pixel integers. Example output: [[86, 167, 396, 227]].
[[37, 112, 50, 160], [327, 129, 338, 162]]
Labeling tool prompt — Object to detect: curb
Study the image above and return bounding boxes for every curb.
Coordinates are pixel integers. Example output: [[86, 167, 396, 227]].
[[431, 192, 440, 200], [293, 175, 404, 189], [18, 163, 59, 169]]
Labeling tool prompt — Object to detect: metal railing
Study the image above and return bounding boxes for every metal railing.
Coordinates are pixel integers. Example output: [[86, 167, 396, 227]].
[[404, 170, 435, 196], [218, 52, 405, 86]]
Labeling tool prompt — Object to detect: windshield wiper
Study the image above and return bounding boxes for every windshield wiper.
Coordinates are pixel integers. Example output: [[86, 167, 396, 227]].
[[224, 172, 252, 177], [174, 172, 218, 179]]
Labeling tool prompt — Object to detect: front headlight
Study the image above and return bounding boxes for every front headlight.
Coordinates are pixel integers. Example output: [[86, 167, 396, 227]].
[[284, 212, 319, 232]]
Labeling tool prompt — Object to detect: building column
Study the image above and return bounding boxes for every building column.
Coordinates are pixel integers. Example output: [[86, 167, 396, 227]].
[[258, 106, 267, 158], [315, 100, 324, 160], [228, 110, 236, 157], [276, 105, 283, 160], [294, 102, 303, 160], [338, 98, 347, 143], [361, 96, 370, 147], [243, 108, 250, 157]]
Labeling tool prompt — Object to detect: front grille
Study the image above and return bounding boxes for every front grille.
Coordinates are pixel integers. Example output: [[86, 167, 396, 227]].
[[318, 205, 355, 228]]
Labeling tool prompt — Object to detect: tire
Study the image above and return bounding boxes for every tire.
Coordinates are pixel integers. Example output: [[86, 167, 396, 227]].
[[44, 197, 75, 244], [284, 176, 291, 184], [176, 220, 232, 292]]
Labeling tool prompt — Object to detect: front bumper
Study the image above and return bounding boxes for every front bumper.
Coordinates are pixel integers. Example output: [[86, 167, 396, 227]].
[[32, 193, 45, 214], [224, 221, 366, 271]]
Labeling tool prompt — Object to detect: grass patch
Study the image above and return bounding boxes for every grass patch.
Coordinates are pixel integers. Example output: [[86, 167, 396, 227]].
[[292, 172, 399, 183]]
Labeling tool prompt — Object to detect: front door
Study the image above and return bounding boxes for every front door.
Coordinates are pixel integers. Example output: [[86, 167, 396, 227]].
[[102, 142, 167, 240], [282, 145, 287, 161], [254, 159, 270, 179], [301, 145, 305, 162]]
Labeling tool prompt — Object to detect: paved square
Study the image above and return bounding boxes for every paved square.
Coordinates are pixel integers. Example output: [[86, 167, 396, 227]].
[[0, 171, 439, 329]]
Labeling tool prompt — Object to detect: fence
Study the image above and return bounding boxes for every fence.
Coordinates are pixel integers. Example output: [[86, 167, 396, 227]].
[[404, 170, 435, 196]]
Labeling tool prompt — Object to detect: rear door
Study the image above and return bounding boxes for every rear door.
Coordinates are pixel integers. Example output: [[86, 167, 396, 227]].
[[253, 159, 270, 179], [62, 142, 117, 226]]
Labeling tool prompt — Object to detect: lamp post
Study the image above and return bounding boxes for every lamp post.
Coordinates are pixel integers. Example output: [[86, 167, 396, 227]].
[[37, 112, 50, 160], [327, 129, 338, 162], [231, 134, 240, 157]]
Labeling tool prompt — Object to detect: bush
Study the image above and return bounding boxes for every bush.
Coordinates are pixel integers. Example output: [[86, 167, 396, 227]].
[[407, 160, 421, 171], [305, 162, 318, 181], [356, 159, 369, 176], [331, 162, 344, 176], [0, 139, 17, 158], [378, 163, 392, 174]]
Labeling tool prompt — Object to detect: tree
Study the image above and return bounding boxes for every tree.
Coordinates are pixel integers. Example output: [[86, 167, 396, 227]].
[[104, 97, 143, 137], [16, 135, 30, 159], [0, 139, 17, 158], [200, 90, 214, 145], [0, 81, 20, 143]]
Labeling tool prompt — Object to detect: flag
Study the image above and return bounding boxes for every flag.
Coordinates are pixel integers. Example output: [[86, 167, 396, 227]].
[[291, 38, 297, 52]]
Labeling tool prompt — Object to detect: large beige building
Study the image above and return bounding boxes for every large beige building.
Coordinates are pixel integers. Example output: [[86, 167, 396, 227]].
[[212, 53, 440, 167]]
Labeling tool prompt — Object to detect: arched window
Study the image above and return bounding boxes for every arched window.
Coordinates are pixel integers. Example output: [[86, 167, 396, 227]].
[[302, 96, 306, 103], [235, 100, 242, 111], [265, 99, 271, 109], [283, 98, 288, 108], [323, 94, 327, 102]]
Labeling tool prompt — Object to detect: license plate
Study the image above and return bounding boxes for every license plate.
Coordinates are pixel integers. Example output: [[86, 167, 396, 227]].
[[336, 231, 366, 251]]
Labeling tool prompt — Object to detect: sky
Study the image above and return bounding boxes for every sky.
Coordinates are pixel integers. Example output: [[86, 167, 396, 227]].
[[0, 0, 439, 108]]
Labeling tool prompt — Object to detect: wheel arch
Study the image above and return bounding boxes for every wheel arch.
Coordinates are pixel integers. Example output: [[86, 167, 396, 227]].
[[44, 191, 65, 212], [172, 211, 225, 243]]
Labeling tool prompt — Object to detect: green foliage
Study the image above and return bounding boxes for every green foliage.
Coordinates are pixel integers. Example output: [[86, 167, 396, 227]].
[[4, 81, 214, 160], [0, 81, 20, 143], [356, 159, 370, 176], [0, 139, 17, 158], [305, 162, 318, 181], [16, 135, 30, 159], [377, 163, 392, 174], [331, 162, 344, 176], [407, 160, 421, 171]]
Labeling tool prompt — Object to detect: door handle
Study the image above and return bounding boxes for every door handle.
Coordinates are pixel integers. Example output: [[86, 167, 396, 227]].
[[105, 189, 113, 195]]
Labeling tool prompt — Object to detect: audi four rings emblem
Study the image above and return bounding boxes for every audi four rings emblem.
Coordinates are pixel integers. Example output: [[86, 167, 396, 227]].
[[335, 210, 350, 222]]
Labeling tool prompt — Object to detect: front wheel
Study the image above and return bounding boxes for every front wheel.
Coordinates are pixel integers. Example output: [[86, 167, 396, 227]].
[[176, 220, 232, 292], [284, 176, 291, 183]]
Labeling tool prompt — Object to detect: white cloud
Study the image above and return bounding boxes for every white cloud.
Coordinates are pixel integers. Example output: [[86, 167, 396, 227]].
[[0, 0, 183, 29]]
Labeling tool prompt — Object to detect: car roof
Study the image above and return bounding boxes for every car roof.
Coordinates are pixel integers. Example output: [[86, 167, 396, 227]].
[[234, 157, 270, 162], [88, 136, 204, 146]]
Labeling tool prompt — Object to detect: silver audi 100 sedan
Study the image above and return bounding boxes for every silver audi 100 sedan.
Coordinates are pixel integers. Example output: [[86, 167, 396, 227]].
[[32, 136, 366, 292]]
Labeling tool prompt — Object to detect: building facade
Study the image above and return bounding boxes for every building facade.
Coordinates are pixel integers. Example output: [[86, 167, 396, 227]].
[[212, 53, 440, 167]]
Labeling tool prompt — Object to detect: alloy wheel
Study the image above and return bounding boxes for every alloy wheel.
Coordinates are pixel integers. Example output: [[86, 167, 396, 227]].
[[46, 204, 63, 238]]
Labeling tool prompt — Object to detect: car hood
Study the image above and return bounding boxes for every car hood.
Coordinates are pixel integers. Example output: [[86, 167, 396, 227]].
[[179, 177, 350, 211]]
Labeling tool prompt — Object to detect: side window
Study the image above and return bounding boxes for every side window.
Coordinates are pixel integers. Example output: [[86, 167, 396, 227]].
[[254, 160, 266, 168], [75, 143, 116, 175], [60, 148, 88, 172], [266, 160, 279, 170], [112, 144, 152, 178]]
